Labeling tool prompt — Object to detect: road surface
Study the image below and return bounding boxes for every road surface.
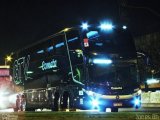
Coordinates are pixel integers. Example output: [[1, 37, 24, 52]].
[[0, 107, 160, 120]]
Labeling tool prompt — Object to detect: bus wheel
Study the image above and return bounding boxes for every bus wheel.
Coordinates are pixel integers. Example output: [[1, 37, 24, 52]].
[[111, 107, 118, 112], [23, 101, 35, 111], [52, 93, 60, 111], [25, 107, 29, 111], [62, 92, 70, 111], [62, 92, 76, 111], [24, 107, 34, 111], [29, 108, 35, 111], [20, 101, 26, 111], [65, 95, 70, 111]]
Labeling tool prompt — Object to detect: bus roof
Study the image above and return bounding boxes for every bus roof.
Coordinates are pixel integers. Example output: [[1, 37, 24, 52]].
[[16, 32, 63, 53]]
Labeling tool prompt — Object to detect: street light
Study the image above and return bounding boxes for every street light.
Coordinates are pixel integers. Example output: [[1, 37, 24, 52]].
[[5, 55, 12, 65]]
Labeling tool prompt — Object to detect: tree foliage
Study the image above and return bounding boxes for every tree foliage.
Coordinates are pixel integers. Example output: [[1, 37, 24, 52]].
[[134, 32, 160, 80]]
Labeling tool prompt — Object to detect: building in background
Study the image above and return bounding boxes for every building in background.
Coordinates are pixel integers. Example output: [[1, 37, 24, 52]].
[[134, 32, 160, 91], [0, 65, 17, 109]]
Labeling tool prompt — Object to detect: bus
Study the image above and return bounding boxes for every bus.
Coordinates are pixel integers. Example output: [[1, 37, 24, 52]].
[[11, 22, 141, 112]]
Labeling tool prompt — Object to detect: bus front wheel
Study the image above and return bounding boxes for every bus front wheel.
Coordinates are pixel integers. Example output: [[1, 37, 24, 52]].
[[111, 107, 118, 112]]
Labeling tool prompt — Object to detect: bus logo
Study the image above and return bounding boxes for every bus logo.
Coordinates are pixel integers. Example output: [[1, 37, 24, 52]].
[[116, 95, 119, 99], [13, 55, 30, 84], [41, 59, 57, 70]]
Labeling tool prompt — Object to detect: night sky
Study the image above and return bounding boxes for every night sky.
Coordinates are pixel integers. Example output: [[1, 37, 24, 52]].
[[0, 0, 160, 64]]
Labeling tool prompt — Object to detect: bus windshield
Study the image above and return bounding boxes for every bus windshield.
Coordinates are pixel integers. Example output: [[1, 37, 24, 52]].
[[88, 63, 138, 85], [84, 29, 136, 55]]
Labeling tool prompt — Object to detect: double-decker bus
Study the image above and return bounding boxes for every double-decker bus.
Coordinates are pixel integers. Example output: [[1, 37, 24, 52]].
[[11, 22, 141, 112]]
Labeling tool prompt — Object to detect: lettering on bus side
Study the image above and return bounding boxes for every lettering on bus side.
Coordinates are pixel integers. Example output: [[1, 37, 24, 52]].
[[41, 59, 57, 71], [13, 55, 30, 84]]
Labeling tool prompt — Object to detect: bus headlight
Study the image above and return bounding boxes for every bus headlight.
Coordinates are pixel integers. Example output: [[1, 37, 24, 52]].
[[133, 96, 141, 108], [134, 98, 141, 106], [92, 99, 99, 107]]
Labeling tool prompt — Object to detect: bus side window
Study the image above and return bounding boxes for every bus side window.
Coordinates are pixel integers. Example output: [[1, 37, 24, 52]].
[[36, 49, 45, 59], [53, 35, 65, 56], [46, 46, 54, 53], [67, 30, 81, 50], [34, 39, 54, 60]]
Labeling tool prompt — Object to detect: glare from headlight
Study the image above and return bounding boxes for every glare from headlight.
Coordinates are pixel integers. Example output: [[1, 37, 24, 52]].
[[92, 99, 99, 107], [9, 94, 17, 104], [133, 96, 141, 109], [93, 59, 112, 64], [88, 91, 94, 96], [134, 99, 140, 105]]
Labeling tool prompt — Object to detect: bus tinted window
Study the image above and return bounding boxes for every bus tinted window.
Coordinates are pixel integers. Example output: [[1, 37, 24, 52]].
[[84, 29, 136, 56], [66, 30, 81, 50], [52, 35, 65, 55]]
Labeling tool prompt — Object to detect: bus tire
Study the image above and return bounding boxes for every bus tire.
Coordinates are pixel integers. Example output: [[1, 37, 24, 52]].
[[52, 93, 61, 111], [111, 107, 118, 112], [62, 92, 70, 110]]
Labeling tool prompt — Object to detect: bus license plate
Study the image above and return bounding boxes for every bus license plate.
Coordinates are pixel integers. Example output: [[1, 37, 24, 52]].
[[113, 103, 122, 106]]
